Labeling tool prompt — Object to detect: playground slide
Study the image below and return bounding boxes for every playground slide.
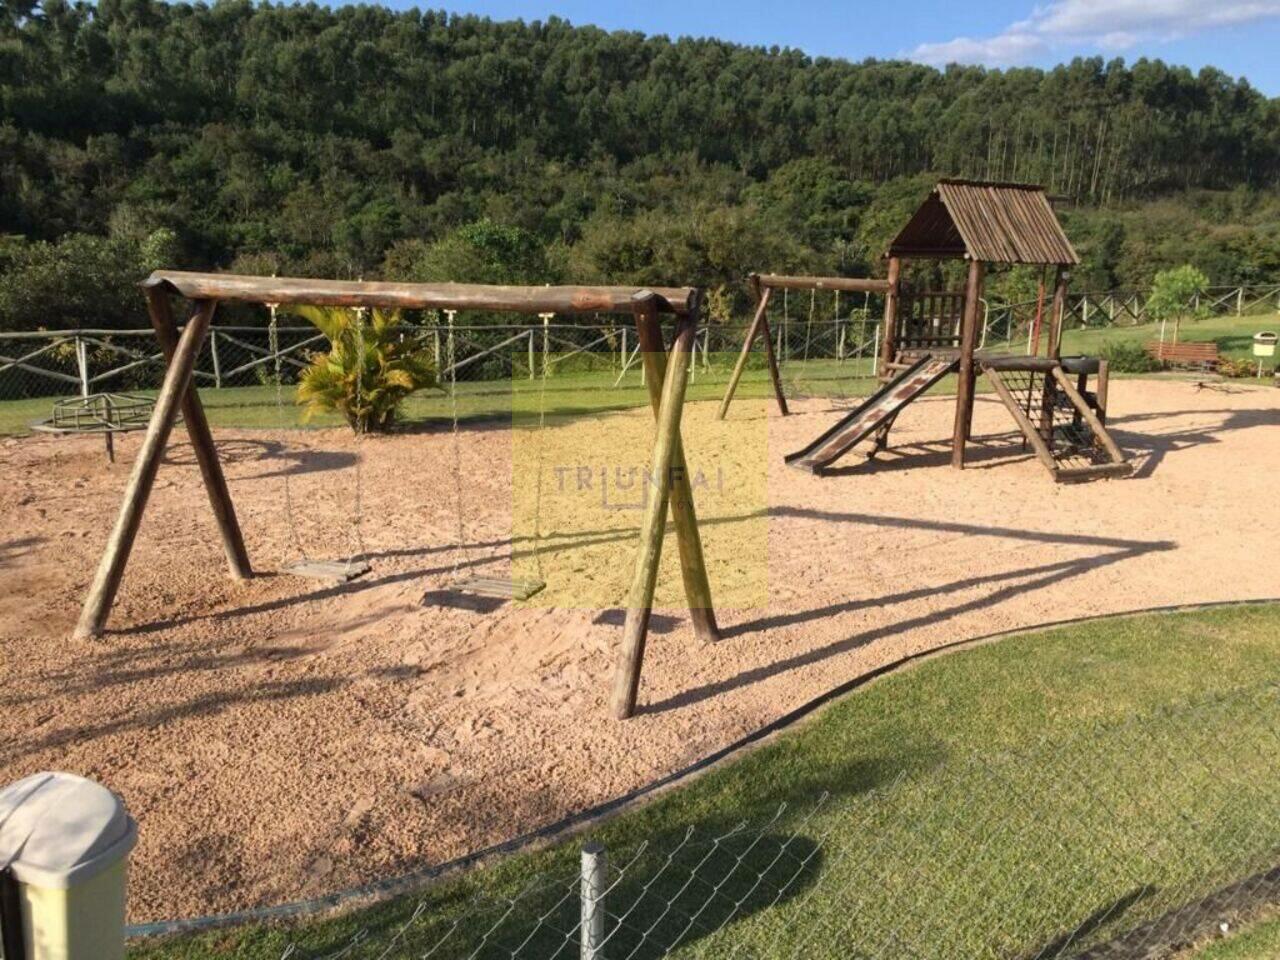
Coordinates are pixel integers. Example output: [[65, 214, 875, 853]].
[[785, 354, 959, 473]]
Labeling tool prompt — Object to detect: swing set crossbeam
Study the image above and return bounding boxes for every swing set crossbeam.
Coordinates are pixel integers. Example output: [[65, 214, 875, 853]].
[[145, 271, 699, 317], [719, 272, 880, 420], [76, 273, 719, 722]]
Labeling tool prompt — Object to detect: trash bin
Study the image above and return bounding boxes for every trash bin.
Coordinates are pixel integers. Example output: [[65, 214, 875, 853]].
[[1253, 331, 1277, 357], [0, 773, 137, 960]]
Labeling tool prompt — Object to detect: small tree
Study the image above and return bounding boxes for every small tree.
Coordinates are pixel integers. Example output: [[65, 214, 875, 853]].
[[287, 305, 436, 433], [1146, 264, 1210, 346]]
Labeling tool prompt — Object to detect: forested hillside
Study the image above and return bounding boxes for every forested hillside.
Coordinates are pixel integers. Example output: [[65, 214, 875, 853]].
[[3, 0, 1280, 329]]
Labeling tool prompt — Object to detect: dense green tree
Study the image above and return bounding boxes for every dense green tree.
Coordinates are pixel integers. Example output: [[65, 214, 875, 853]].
[[1, 1, 1279, 331], [384, 218, 554, 284], [0, 228, 177, 330]]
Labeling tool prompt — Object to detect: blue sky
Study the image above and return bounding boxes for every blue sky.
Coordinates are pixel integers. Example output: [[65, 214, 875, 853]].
[[373, 0, 1280, 95]]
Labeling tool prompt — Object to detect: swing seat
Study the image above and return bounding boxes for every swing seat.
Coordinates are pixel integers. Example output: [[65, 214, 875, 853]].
[[450, 576, 546, 601], [282, 559, 371, 583]]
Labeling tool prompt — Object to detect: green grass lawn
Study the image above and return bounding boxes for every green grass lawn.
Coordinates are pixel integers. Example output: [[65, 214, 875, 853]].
[[1055, 312, 1280, 362], [129, 603, 1280, 959], [0, 358, 884, 436]]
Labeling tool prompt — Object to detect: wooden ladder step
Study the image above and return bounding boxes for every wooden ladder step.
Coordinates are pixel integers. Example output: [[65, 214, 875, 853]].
[[1054, 462, 1134, 483]]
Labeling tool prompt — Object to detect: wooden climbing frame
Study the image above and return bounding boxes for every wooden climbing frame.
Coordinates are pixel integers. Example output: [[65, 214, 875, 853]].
[[881, 180, 1081, 471], [75, 271, 719, 720], [780, 180, 1129, 480]]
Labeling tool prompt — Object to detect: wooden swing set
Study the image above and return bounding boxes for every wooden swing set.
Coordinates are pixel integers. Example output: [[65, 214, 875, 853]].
[[75, 271, 720, 719], [717, 272, 894, 420]]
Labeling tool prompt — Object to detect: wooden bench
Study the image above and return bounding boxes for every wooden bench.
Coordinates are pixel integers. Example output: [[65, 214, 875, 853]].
[[1145, 340, 1219, 369]]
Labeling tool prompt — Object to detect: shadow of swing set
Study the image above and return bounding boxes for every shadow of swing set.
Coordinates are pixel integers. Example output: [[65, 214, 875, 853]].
[[74, 179, 1134, 721]]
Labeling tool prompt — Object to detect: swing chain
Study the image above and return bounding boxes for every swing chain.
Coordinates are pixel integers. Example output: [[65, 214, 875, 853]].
[[347, 305, 369, 570], [269, 301, 308, 564], [446, 310, 473, 582], [803, 287, 815, 362], [528, 313, 553, 584]]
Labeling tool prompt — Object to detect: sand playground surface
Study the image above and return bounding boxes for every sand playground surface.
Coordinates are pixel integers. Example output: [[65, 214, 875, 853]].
[[1, 379, 1278, 923]]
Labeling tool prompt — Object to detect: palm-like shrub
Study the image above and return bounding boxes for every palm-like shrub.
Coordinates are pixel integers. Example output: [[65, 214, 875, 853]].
[[285, 305, 436, 433]]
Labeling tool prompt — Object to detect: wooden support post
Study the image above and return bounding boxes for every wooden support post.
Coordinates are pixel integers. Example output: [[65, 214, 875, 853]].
[[1047, 267, 1069, 359], [632, 293, 719, 645], [951, 259, 985, 470], [1095, 359, 1110, 424], [611, 294, 701, 720], [145, 286, 251, 582], [755, 281, 788, 417], [717, 282, 778, 419], [75, 299, 224, 639], [878, 257, 901, 378], [1074, 369, 1088, 432], [1029, 270, 1047, 357]]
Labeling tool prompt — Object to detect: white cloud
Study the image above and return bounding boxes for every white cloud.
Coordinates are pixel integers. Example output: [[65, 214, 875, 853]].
[[912, 31, 1047, 68], [909, 0, 1280, 67]]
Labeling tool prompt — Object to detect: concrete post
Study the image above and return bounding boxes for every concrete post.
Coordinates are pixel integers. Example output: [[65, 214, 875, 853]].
[[580, 842, 607, 960]]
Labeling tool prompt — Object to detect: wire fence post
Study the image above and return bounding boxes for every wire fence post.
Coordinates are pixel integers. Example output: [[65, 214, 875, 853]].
[[580, 842, 607, 960], [689, 328, 709, 382], [75, 335, 89, 397], [210, 329, 223, 389], [528, 329, 535, 380], [541, 312, 552, 379]]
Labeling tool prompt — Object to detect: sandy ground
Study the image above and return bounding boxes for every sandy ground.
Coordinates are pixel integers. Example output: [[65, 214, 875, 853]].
[[1, 379, 1278, 923]]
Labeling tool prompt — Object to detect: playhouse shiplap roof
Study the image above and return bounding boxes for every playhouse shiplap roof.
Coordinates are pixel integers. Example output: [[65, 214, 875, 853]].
[[887, 180, 1080, 266]]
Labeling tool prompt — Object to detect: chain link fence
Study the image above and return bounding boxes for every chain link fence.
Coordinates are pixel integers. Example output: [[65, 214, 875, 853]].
[[264, 683, 1279, 960], [0, 315, 884, 431]]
